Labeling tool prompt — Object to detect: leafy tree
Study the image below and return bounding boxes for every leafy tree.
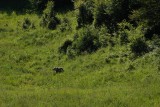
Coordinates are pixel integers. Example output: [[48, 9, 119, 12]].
[[31, 0, 74, 11], [142, 0, 160, 39], [94, 0, 130, 32], [30, 0, 48, 11], [131, 0, 160, 39], [139, 0, 160, 25]]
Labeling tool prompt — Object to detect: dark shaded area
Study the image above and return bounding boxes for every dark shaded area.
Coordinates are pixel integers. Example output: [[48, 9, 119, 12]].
[[145, 23, 160, 39], [0, 0, 31, 13], [131, 38, 150, 56], [34, 0, 74, 13], [0, 0, 74, 14], [129, 0, 142, 10], [54, 0, 74, 13]]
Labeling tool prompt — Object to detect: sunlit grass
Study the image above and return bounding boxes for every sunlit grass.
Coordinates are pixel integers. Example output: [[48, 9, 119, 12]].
[[0, 11, 160, 107]]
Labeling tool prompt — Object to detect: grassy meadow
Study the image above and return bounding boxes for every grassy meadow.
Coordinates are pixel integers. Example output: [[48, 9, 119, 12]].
[[0, 0, 160, 106]]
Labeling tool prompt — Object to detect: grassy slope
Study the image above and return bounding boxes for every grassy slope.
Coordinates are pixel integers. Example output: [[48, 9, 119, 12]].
[[0, 10, 160, 107]]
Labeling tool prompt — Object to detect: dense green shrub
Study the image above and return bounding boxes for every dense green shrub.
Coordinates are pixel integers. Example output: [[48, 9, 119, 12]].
[[22, 18, 35, 30], [59, 39, 73, 54], [66, 46, 76, 59], [98, 27, 111, 47], [77, 0, 94, 28], [117, 22, 131, 45], [40, 1, 59, 30], [22, 18, 31, 29], [72, 27, 100, 54], [119, 32, 129, 45], [130, 38, 149, 56], [59, 18, 72, 32]]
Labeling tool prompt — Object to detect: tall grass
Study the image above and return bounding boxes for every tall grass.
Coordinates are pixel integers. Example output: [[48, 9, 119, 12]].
[[0, 9, 160, 107]]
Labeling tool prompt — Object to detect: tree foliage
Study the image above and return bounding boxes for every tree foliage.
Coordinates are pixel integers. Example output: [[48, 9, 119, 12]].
[[94, 0, 130, 32], [77, 0, 94, 28], [0, 0, 31, 11], [40, 1, 59, 29], [131, 0, 160, 38]]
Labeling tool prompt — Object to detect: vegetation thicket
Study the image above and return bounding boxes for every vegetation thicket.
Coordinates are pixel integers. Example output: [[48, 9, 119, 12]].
[[40, 1, 59, 29], [0, 0, 160, 106], [77, 0, 94, 28]]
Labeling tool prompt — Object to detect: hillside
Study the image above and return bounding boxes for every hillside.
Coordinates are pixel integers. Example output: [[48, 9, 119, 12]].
[[0, 0, 160, 106]]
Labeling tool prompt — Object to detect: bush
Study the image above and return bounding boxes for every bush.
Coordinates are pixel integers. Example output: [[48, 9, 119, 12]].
[[22, 18, 31, 29], [77, 0, 94, 28], [130, 38, 149, 56], [59, 18, 72, 32], [72, 27, 100, 54], [22, 18, 35, 29], [119, 32, 129, 45], [66, 47, 76, 59], [59, 39, 73, 54], [40, 1, 59, 30], [98, 27, 111, 47]]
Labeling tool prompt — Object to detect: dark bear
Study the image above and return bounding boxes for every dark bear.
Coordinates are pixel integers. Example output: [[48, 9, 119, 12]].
[[53, 67, 64, 73]]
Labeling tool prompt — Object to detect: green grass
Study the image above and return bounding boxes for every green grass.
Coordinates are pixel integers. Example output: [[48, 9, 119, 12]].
[[0, 11, 160, 107]]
